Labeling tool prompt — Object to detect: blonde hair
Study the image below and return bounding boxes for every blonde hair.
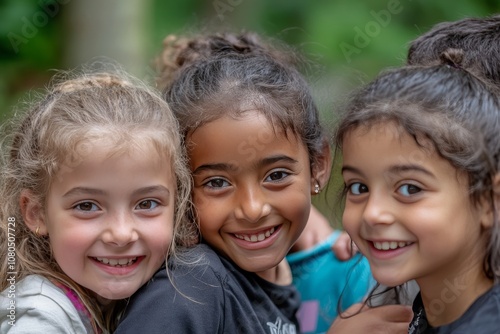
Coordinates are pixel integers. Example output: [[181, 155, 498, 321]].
[[0, 66, 195, 332]]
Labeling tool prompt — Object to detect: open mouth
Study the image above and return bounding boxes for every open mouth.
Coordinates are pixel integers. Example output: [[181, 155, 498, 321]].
[[372, 241, 413, 250], [92, 257, 138, 267], [234, 226, 276, 243]]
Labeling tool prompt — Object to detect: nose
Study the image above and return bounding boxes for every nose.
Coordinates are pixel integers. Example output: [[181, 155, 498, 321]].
[[234, 184, 271, 223], [362, 192, 395, 226], [102, 211, 139, 246]]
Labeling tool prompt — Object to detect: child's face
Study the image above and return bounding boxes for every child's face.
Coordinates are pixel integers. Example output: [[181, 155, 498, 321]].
[[341, 122, 488, 289], [43, 141, 175, 300], [188, 111, 313, 277]]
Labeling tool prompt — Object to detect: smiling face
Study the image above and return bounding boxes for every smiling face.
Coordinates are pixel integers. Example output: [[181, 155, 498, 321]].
[[188, 111, 315, 279], [42, 140, 175, 300], [341, 122, 489, 289]]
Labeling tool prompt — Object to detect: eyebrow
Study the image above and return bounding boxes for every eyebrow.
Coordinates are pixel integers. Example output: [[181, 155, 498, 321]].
[[257, 155, 298, 169], [132, 185, 171, 198], [63, 187, 106, 198], [342, 164, 434, 178], [192, 155, 298, 175], [192, 163, 238, 175], [63, 185, 171, 198]]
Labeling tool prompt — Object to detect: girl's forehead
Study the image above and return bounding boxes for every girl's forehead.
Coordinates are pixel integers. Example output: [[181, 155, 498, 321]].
[[59, 132, 174, 170], [187, 112, 305, 159]]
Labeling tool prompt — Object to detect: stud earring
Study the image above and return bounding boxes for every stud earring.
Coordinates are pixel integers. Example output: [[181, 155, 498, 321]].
[[35, 226, 40, 236], [314, 183, 320, 194]]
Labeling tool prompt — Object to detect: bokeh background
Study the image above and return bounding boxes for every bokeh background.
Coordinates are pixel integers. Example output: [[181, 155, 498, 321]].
[[2, 0, 499, 224]]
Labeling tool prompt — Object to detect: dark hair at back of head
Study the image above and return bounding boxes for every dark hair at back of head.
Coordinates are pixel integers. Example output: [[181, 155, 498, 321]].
[[156, 32, 299, 92], [407, 14, 500, 87], [158, 31, 326, 169]]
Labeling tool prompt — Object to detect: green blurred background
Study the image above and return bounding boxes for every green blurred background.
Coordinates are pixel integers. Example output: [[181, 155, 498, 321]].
[[1, 0, 499, 224]]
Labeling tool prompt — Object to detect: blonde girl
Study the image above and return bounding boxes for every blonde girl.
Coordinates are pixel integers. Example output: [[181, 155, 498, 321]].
[[0, 68, 193, 333]]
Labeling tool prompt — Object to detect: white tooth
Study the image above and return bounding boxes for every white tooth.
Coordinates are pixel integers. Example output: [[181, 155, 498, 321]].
[[244, 235, 251, 242], [257, 233, 265, 241], [381, 242, 390, 250], [101, 258, 109, 264], [270, 227, 275, 234], [118, 259, 129, 265], [399, 242, 406, 248], [108, 259, 118, 266], [374, 242, 382, 250], [390, 241, 398, 249], [265, 230, 271, 237], [250, 235, 258, 242]]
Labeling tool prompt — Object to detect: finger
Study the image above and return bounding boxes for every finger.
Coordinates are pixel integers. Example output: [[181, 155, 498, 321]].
[[332, 232, 354, 261], [338, 302, 366, 317]]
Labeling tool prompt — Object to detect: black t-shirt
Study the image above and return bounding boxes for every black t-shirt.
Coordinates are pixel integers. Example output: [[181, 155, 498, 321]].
[[409, 284, 500, 333], [115, 243, 301, 334]]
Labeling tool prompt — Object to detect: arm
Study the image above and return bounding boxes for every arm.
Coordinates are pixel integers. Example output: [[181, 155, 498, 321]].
[[328, 303, 412, 334], [0, 294, 86, 334]]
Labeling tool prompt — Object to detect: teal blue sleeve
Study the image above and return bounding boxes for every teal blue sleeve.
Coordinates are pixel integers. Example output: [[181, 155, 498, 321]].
[[287, 231, 374, 334]]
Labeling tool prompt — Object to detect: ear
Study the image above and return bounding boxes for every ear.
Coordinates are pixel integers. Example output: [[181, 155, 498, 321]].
[[486, 173, 500, 229], [311, 140, 332, 195], [479, 173, 500, 230], [20, 189, 48, 236]]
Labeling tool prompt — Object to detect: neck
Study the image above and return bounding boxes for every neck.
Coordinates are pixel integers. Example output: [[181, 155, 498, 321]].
[[256, 258, 292, 285], [417, 264, 493, 327]]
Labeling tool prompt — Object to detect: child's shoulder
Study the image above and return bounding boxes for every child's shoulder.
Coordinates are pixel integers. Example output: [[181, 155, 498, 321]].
[[116, 244, 230, 333], [417, 283, 500, 333], [0, 275, 87, 333]]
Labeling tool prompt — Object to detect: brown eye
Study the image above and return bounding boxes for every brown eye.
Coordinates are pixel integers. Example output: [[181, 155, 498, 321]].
[[398, 184, 422, 196], [206, 178, 229, 188], [266, 171, 289, 182], [75, 202, 98, 211], [136, 200, 159, 210], [349, 183, 368, 195]]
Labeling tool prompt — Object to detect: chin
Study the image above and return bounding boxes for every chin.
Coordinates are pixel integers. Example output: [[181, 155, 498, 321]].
[[92, 286, 137, 301]]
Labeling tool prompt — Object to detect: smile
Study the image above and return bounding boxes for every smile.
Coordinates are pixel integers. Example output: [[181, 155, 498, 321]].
[[93, 257, 137, 267], [373, 241, 413, 250], [234, 227, 276, 243]]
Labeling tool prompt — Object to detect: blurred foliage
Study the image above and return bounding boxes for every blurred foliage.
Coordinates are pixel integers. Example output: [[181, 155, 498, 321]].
[[2, 0, 499, 120], [1, 0, 499, 222], [1, 0, 64, 120]]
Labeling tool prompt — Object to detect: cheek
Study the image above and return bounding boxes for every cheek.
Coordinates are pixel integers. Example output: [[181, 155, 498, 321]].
[[192, 193, 223, 230], [149, 217, 175, 254], [281, 192, 311, 229], [192, 189, 211, 212], [49, 231, 89, 277], [342, 205, 360, 235]]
